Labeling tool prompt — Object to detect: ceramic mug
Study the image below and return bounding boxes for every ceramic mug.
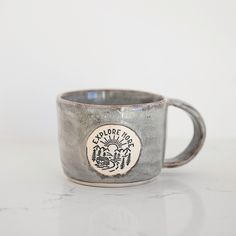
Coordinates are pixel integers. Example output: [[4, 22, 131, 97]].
[[57, 89, 206, 187]]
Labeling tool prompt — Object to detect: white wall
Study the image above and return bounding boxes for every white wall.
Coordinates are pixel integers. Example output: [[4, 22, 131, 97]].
[[0, 0, 235, 140]]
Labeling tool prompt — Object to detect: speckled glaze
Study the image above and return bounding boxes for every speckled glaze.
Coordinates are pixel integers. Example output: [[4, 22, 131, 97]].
[[57, 89, 206, 187]]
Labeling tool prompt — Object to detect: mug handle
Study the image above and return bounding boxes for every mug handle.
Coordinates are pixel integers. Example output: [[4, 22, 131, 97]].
[[163, 98, 206, 168]]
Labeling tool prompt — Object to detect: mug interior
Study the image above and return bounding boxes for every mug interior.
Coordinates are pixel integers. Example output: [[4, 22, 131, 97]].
[[60, 89, 164, 106]]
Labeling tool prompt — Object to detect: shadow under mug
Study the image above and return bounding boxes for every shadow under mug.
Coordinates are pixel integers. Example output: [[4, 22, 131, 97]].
[[57, 89, 206, 187]]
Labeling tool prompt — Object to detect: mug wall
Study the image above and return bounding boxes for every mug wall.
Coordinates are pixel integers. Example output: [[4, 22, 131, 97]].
[[57, 101, 168, 184]]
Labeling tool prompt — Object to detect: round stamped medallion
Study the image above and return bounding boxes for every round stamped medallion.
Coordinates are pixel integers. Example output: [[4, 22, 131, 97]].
[[86, 124, 141, 176]]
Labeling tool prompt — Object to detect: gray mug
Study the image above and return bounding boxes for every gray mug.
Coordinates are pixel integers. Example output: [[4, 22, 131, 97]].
[[57, 89, 206, 187]]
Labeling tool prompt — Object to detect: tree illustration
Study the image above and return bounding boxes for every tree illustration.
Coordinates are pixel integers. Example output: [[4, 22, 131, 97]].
[[98, 149, 101, 156], [123, 148, 131, 155], [120, 158, 125, 169], [92, 149, 96, 161], [126, 153, 131, 166]]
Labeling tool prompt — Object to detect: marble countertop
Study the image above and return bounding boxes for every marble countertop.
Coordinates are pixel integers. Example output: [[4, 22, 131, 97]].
[[0, 138, 235, 236]]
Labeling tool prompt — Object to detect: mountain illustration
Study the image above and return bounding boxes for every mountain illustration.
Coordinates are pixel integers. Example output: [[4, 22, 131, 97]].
[[91, 143, 132, 172]]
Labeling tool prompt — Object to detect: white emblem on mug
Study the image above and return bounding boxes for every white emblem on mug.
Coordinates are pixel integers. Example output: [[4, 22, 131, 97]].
[[86, 124, 141, 176]]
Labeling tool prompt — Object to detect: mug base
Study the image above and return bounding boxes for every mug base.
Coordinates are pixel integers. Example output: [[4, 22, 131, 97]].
[[68, 177, 157, 188]]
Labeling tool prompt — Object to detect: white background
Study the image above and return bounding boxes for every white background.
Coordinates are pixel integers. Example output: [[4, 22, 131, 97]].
[[0, 0, 236, 141]]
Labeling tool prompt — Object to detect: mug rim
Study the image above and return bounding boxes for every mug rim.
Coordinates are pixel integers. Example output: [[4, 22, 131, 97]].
[[57, 89, 167, 108]]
